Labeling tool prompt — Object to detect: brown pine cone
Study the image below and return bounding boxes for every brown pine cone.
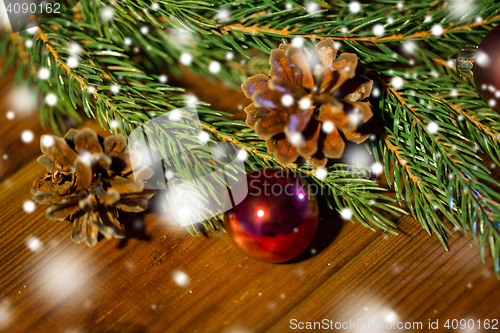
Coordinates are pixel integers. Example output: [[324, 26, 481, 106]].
[[31, 128, 156, 247], [241, 38, 373, 167]]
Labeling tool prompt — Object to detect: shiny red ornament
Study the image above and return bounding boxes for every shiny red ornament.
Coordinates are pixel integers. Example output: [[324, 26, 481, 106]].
[[473, 24, 500, 113], [224, 168, 319, 263]]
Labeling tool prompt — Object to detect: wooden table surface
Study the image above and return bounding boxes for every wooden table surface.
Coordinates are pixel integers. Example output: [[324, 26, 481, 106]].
[[0, 68, 499, 333]]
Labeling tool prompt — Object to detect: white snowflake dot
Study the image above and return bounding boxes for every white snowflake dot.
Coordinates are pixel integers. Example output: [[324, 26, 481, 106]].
[[450, 89, 458, 97], [340, 207, 353, 220], [289, 132, 303, 146], [208, 61, 221, 74], [180, 53, 192, 65], [322, 121, 334, 133], [159, 75, 168, 83], [172, 270, 189, 286], [371, 162, 383, 176], [101, 7, 114, 21], [23, 200, 36, 213], [475, 51, 490, 67], [67, 56, 79, 69], [27, 26, 38, 35], [38, 68, 50, 80], [226, 52, 234, 60], [168, 110, 182, 121], [21, 130, 34, 143], [198, 131, 210, 144], [292, 37, 304, 47], [305, 1, 319, 13], [427, 121, 439, 134], [391, 77, 404, 89], [87, 86, 96, 94], [111, 84, 120, 94], [26, 236, 42, 252], [424, 15, 432, 22], [396, 1, 404, 9], [110, 120, 119, 129], [6, 111, 15, 120], [372, 87, 381, 98], [237, 149, 248, 161], [431, 24, 443, 36], [25, 40, 33, 48], [281, 94, 294, 107], [299, 97, 312, 109], [216, 8, 231, 21], [349, 1, 361, 13], [124, 38, 132, 46], [475, 16, 483, 23], [151, 2, 159, 10], [140, 26, 149, 34], [372, 24, 384, 37], [41, 135, 54, 147], [316, 167, 327, 180], [340, 26, 348, 34]]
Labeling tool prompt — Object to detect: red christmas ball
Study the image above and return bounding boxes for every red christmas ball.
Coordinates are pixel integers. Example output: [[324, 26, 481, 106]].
[[473, 24, 500, 113], [224, 168, 319, 263]]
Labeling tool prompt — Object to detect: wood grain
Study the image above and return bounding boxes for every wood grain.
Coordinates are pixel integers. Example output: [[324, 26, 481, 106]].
[[0, 71, 499, 333]]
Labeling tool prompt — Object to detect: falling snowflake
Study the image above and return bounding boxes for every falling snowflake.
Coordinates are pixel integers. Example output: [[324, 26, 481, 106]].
[[281, 94, 294, 107], [21, 130, 34, 143], [475, 16, 483, 23], [23, 200, 36, 213], [87, 86, 96, 94], [124, 38, 132, 46], [159, 74, 168, 83], [427, 121, 439, 134], [26, 236, 42, 252], [67, 56, 79, 69], [168, 109, 182, 121], [165, 169, 175, 180], [396, 1, 404, 9], [285, 3, 293, 10], [299, 97, 312, 109], [38, 68, 50, 80], [288, 132, 303, 146], [216, 8, 231, 21], [391, 77, 404, 89], [349, 1, 361, 13], [42, 135, 54, 147], [237, 149, 248, 161], [151, 2, 159, 10], [172, 270, 189, 286], [180, 53, 192, 65], [340, 26, 348, 34], [25, 40, 33, 48], [305, 1, 319, 13], [372, 87, 381, 98], [197, 131, 210, 144], [208, 61, 221, 74], [322, 121, 334, 133], [371, 162, 383, 176], [6, 111, 14, 120], [27, 26, 38, 35], [292, 37, 304, 47], [100, 7, 115, 21], [431, 24, 443, 36], [372, 24, 384, 36], [403, 41, 416, 53], [315, 167, 327, 180], [110, 84, 120, 94], [424, 15, 432, 22], [140, 26, 149, 35], [226, 52, 234, 60], [475, 51, 490, 67], [340, 207, 353, 220], [110, 120, 119, 129]]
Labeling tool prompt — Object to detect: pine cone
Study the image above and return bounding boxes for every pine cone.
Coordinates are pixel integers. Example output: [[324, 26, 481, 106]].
[[31, 128, 156, 247], [241, 39, 373, 167]]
